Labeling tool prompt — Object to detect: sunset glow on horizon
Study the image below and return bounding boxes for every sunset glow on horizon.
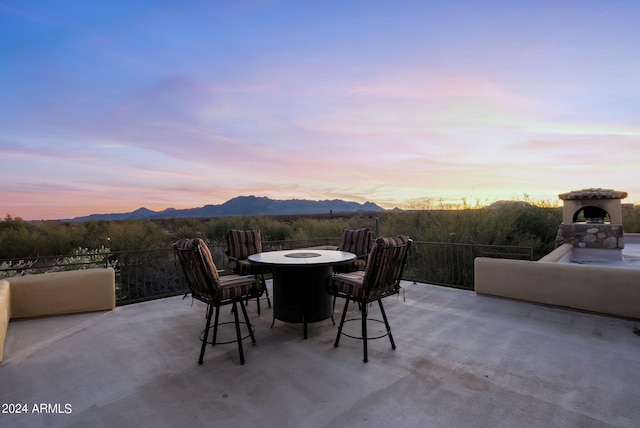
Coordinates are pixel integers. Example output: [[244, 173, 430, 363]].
[[2, 1, 639, 220]]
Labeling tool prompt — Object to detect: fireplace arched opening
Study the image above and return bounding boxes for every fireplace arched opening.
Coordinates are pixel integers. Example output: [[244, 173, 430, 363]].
[[572, 205, 610, 224]]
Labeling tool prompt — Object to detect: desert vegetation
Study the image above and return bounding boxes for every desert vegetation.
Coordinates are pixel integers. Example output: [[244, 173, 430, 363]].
[[2, 201, 639, 261]]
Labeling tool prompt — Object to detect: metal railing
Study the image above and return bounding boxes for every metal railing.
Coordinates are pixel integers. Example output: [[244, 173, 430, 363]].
[[0, 239, 532, 305], [405, 241, 533, 290]]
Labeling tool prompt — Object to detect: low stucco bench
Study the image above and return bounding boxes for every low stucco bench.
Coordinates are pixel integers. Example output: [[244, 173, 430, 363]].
[[474, 257, 640, 320], [0, 268, 115, 362]]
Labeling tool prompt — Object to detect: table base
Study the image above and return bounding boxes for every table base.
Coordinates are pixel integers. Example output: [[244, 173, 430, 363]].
[[272, 265, 333, 339]]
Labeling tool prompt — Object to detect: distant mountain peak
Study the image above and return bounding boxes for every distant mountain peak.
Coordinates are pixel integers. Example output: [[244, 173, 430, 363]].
[[132, 207, 154, 214]]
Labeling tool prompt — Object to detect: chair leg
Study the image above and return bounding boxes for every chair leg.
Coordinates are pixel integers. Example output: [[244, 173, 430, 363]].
[[378, 300, 396, 350], [212, 304, 221, 347], [303, 315, 308, 340], [334, 298, 350, 348], [362, 301, 368, 363], [239, 299, 256, 345], [261, 274, 272, 308], [232, 301, 246, 365], [250, 274, 271, 316], [331, 295, 336, 325], [199, 304, 214, 365]]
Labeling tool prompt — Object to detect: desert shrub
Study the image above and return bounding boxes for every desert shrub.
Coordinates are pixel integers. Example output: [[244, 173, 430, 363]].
[[0, 259, 36, 278], [199, 216, 291, 242], [49, 246, 118, 272], [200, 217, 242, 241], [36, 221, 80, 255], [374, 202, 562, 259], [0, 220, 39, 258], [622, 206, 640, 233], [259, 221, 291, 242], [172, 218, 206, 241], [102, 220, 165, 251], [0, 216, 78, 258], [377, 209, 486, 242], [376, 211, 427, 240], [477, 204, 560, 242], [77, 220, 112, 249], [289, 218, 342, 242]]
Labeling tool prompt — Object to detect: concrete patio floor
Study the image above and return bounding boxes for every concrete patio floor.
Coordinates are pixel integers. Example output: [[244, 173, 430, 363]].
[[1, 281, 639, 428]]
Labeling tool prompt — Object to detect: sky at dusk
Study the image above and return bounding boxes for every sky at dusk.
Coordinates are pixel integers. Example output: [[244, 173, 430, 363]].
[[2, 0, 639, 220]]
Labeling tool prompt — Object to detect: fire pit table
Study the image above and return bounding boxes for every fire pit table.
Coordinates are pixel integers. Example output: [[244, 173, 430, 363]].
[[248, 249, 356, 339]]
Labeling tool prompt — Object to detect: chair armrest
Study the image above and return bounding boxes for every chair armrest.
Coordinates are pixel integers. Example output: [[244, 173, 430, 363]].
[[226, 254, 241, 263], [225, 249, 241, 261]]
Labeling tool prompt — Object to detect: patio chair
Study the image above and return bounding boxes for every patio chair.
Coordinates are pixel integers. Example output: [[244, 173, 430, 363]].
[[327, 234, 412, 362], [174, 238, 262, 365], [334, 228, 371, 273], [330, 228, 372, 323], [226, 230, 271, 314]]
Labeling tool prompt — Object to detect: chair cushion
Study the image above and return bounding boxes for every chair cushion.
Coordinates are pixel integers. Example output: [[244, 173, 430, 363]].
[[378, 234, 410, 246], [338, 228, 370, 256], [329, 271, 367, 299], [334, 228, 371, 273], [174, 238, 220, 300], [363, 234, 409, 295], [195, 239, 221, 283], [227, 230, 262, 260], [228, 259, 268, 276], [364, 234, 409, 273], [216, 275, 262, 301]]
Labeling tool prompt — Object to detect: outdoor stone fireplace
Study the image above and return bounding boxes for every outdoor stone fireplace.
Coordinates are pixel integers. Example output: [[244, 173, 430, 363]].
[[555, 188, 627, 260]]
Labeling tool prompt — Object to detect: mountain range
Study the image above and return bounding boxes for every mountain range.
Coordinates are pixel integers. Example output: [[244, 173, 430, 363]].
[[63, 196, 386, 222]]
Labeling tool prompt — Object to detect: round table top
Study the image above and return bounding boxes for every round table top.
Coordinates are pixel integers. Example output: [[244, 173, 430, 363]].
[[248, 249, 356, 267]]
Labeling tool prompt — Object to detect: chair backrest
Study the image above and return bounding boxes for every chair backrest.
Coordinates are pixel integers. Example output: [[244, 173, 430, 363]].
[[226, 230, 263, 260], [362, 235, 412, 297], [174, 238, 220, 301], [338, 228, 371, 257]]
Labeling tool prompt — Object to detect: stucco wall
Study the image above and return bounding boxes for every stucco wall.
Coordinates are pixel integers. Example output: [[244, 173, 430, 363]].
[[0, 281, 10, 362], [474, 257, 640, 319], [0, 268, 115, 362], [8, 268, 115, 318], [538, 243, 573, 263]]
